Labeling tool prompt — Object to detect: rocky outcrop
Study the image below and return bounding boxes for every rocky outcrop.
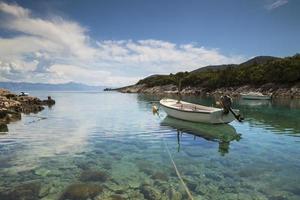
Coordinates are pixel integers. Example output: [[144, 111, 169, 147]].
[[117, 83, 300, 99], [0, 89, 55, 128]]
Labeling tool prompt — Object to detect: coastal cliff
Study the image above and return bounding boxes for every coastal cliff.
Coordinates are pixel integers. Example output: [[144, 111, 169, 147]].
[[0, 89, 55, 131]]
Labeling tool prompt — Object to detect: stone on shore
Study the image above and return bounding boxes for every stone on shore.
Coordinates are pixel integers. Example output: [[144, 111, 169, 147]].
[[0, 88, 55, 126]]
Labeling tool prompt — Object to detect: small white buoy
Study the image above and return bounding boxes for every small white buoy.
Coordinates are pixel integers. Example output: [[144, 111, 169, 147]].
[[152, 105, 159, 114]]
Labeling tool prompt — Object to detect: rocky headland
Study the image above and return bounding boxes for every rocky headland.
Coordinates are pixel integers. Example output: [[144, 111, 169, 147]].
[[0, 89, 55, 132], [116, 54, 300, 99], [117, 83, 300, 99]]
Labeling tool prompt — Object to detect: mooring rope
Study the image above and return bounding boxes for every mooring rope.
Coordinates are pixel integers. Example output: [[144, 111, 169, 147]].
[[152, 104, 194, 200], [162, 133, 194, 200]]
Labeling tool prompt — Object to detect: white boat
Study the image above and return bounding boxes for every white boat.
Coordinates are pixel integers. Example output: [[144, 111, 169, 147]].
[[240, 92, 271, 100], [19, 92, 29, 96], [159, 98, 239, 124]]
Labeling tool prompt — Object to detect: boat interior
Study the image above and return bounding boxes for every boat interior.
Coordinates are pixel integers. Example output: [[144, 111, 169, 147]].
[[166, 100, 219, 112]]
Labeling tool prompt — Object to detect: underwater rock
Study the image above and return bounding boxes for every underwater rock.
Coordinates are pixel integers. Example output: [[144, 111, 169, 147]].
[[105, 182, 125, 192], [74, 159, 98, 170], [185, 179, 198, 192], [59, 183, 103, 200], [222, 193, 238, 199], [165, 187, 182, 200], [128, 179, 141, 189], [0, 181, 41, 200], [266, 190, 293, 200], [238, 167, 262, 178], [237, 193, 254, 200], [151, 171, 169, 181], [80, 169, 110, 182], [0, 123, 8, 133], [102, 162, 112, 170], [140, 184, 161, 200], [205, 172, 223, 182], [110, 194, 126, 200], [126, 189, 145, 199], [35, 168, 51, 177], [39, 184, 51, 198], [195, 183, 216, 196], [136, 161, 154, 175]]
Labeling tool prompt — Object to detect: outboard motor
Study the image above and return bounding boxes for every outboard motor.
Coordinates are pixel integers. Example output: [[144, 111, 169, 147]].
[[219, 95, 244, 122], [219, 95, 232, 114]]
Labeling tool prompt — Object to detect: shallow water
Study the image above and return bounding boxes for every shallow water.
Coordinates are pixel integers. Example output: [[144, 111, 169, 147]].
[[0, 91, 300, 200]]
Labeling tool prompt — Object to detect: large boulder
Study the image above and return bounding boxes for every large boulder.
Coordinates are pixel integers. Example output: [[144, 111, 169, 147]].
[[0, 181, 41, 200], [59, 183, 103, 200]]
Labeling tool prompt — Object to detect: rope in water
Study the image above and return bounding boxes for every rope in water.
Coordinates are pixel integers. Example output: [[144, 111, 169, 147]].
[[162, 136, 194, 200], [152, 104, 194, 200]]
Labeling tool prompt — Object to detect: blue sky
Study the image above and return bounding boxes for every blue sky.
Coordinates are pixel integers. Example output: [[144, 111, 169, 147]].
[[0, 0, 299, 86]]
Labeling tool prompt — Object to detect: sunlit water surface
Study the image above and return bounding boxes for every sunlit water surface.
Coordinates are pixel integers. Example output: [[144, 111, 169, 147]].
[[0, 92, 299, 200]]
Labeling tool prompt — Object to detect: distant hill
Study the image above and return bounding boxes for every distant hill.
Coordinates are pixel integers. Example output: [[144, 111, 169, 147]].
[[191, 64, 238, 73], [0, 82, 105, 91], [135, 54, 300, 89], [191, 56, 280, 73], [240, 56, 280, 66]]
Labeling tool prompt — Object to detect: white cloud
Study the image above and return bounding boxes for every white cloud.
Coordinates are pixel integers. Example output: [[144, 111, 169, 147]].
[[0, 2, 246, 87], [265, 0, 288, 10], [47, 64, 139, 86], [0, 1, 30, 17]]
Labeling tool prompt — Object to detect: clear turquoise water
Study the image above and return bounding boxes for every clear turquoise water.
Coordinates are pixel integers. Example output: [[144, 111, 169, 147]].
[[0, 92, 299, 200]]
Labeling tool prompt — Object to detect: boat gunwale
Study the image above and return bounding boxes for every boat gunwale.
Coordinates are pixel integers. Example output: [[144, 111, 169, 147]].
[[160, 99, 220, 114], [240, 93, 271, 97], [240, 94, 271, 100]]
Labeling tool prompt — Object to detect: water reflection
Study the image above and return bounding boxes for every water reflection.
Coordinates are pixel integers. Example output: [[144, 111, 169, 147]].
[[272, 98, 300, 109], [238, 99, 271, 107], [0, 92, 299, 199], [161, 117, 241, 156], [237, 103, 300, 134]]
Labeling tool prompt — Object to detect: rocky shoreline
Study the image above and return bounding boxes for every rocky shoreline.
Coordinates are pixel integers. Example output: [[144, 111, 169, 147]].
[[0, 89, 55, 132], [117, 83, 300, 99]]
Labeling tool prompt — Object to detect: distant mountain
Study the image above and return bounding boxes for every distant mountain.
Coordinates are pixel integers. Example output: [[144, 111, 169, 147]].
[[0, 82, 105, 91]]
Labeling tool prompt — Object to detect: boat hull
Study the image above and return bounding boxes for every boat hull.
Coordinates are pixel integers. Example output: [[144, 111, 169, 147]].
[[160, 100, 237, 124], [241, 94, 271, 100]]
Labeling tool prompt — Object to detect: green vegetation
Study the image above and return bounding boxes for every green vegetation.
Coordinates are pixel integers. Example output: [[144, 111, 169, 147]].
[[137, 54, 300, 89]]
